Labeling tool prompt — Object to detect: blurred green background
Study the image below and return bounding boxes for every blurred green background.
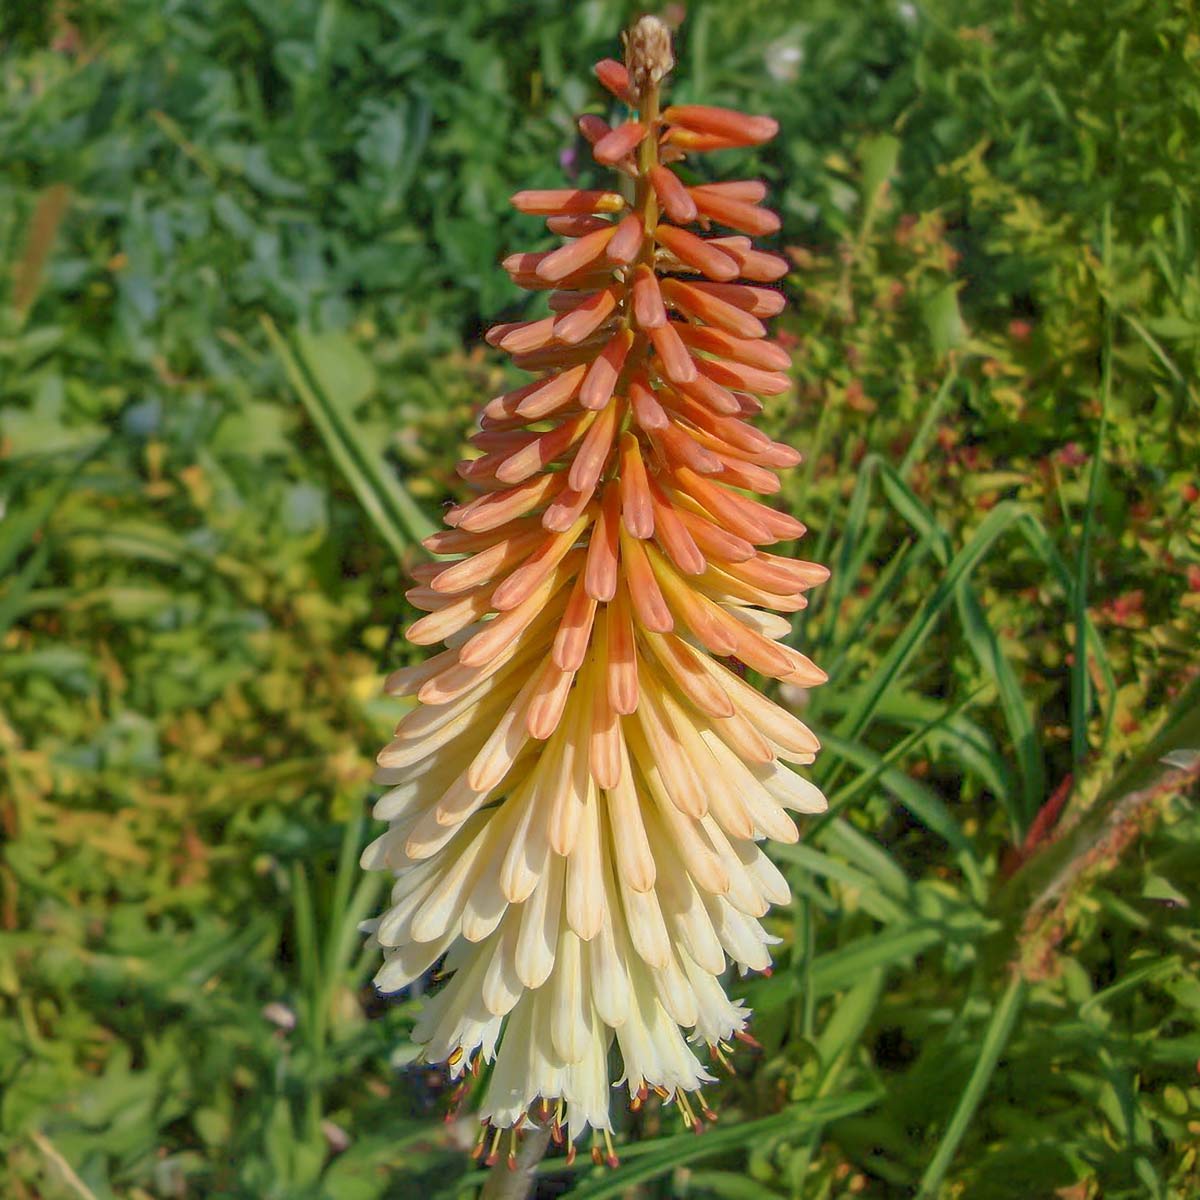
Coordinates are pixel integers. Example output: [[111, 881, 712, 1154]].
[[2, 1, 1199, 1197]]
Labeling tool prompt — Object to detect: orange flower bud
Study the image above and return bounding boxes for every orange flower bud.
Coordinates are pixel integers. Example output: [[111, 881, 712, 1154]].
[[689, 188, 781, 237], [592, 120, 648, 165], [593, 57, 632, 101], [662, 103, 779, 145], [654, 222, 740, 280], [510, 188, 626, 215], [648, 164, 698, 222]]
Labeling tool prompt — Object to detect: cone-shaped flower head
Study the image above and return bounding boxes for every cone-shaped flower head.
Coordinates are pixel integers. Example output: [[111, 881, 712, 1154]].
[[362, 16, 829, 1162]]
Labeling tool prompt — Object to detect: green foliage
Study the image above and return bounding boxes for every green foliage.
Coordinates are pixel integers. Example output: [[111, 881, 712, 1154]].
[[2, 2, 1198, 1199]]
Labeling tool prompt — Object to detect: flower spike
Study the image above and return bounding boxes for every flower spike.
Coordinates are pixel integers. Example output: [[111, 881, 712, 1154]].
[[364, 14, 829, 1150]]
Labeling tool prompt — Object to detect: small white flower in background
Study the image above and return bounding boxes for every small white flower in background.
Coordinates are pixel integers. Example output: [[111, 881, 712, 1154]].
[[261, 1001, 296, 1031], [320, 1120, 351, 1153], [766, 40, 804, 83]]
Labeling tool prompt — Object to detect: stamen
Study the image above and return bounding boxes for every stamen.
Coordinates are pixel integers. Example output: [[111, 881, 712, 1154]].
[[712, 1044, 736, 1075], [484, 1126, 503, 1167], [604, 1130, 620, 1168], [445, 1080, 467, 1123], [676, 1090, 698, 1129]]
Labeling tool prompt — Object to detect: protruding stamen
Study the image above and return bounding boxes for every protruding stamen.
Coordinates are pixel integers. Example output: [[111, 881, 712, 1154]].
[[604, 1130, 620, 1168], [470, 1127, 487, 1160], [712, 1043, 736, 1075], [484, 1126, 503, 1166]]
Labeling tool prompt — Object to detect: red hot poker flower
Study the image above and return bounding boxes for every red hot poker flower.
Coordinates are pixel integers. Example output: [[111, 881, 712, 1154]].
[[362, 15, 829, 1162]]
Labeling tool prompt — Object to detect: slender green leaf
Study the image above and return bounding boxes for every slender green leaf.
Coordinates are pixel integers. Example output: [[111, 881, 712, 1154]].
[[560, 1092, 881, 1199], [264, 316, 435, 555], [916, 976, 1027, 1198]]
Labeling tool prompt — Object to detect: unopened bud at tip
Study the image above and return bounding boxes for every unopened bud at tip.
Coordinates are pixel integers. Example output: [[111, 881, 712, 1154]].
[[623, 15, 673, 101]]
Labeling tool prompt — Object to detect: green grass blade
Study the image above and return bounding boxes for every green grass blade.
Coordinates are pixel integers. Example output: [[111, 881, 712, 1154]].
[[814, 458, 1046, 831], [818, 729, 987, 904], [1072, 202, 1113, 771], [818, 538, 917, 674], [1079, 956, 1183, 1019], [812, 923, 950, 997], [818, 817, 912, 901], [878, 462, 1043, 829], [684, 1172, 785, 1199], [817, 463, 877, 655], [954, 585, 1042, 834], [1015, 515, 1117, 750], [773, 842, 911, 924], [819, 686, 1013, 810], [0, 537, 50, 640], [760, 918, 977, 1012], [916, 975, 1027, 1198], [0, 459, 86, 577], [898, 366, 958, 478], [558, 1092, 882, 1199], [815, 966, 885, 1067], [786, 966, 887, 1188], [323, 803, 367, 984], [834, 501, 1034, 744], [263, 315, 435, 555], [290, 861, 321, 1047]]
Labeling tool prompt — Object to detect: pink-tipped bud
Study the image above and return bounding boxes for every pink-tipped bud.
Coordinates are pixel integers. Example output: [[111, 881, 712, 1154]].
[[631, 264, 667, 330], [592, 121, 648, 166], [594, 58, 632, 101], [649, 165, 698, 223]]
